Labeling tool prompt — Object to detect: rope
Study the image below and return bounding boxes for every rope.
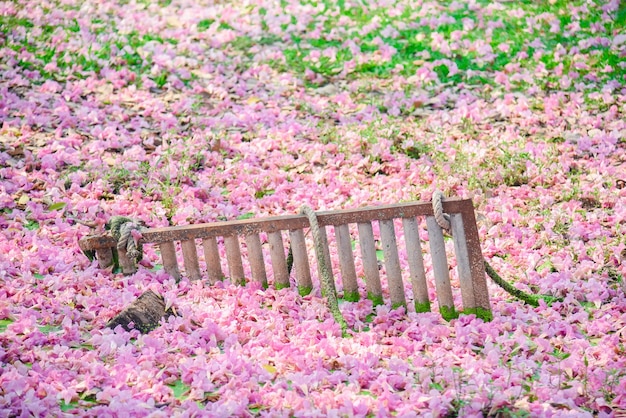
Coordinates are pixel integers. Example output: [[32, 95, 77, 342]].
[[299, 205, 349, 335], [431, 191, 556, 307], [108, 216, 145, 264], [432, 190, 451, 231]]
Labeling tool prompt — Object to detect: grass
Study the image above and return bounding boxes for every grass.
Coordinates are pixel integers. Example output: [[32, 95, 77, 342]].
[[4, 0, 620, 99], [265, 0, 625, 90]]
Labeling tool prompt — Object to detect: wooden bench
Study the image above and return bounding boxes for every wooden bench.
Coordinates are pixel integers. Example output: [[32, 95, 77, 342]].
[[79, 198, 491, 320]]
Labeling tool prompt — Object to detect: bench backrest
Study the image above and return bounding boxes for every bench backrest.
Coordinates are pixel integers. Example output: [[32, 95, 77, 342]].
[[78, 198, 491, 320]]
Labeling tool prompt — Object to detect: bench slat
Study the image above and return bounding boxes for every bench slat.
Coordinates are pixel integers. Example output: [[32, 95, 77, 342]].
[[202, 237, 223, 284], [451, 213, 491, 314], [118, 248, 135, 275], [426, 216, 456, 318], [289, 229, 313, 295], [95, 248, 114, 269], [402, 217, 430, 313], [335, 224, 359, 301], [246, 233, 268, 288], [450, 214, 475, 311], [357, 221, 383, 305], [268, 231, 290, 289], [224, 235, 245, 285], [380, 219, 406, 309], [181, 239, 202, 281], [160, 241, 181, 281]]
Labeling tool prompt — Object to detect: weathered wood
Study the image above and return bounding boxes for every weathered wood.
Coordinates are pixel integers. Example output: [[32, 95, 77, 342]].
[[224, 235, 245, 284], [268, 231, 290, 289], [334, 224, 359, 301], [451, 213, 491, 315], [402, 217, 430, 313], [245, 233, 268, 288], [426, 216, 456, 319], [289, 229, 313, 295], [450, 214, 474, 310], [79, 198, 477, 249], [106, 290, 169, 333], [202, 237, 223, 284], [357, 221, 383, 305], [181, 239, 202, 281], [95, 248, 114, 269], [118, 248, 137, 275], [379, 219, 406, 309], [160, 241, 181, 281], [77, 198, 491, 321]]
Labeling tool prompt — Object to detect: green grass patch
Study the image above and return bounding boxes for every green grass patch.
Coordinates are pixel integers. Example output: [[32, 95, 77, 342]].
[[342, 290, 360, 302], [367, 293, 384, 306]]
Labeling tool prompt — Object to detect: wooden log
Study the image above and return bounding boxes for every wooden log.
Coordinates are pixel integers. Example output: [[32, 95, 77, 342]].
[[224, 235, 245, 285], [106, 290, 170, 333], [160, 241, 181, 281], [426, 216, 456, 320], [245, 233, 268, 288], [334, 224, 359, 301], [181, 239, 202, 281], [357, 221, 383, 305], [202, 237, 223, 284], [289, 229, 313, 295], [379, 219, 406, 309], [268, 231, 290, 289], [402, 217, 430, 313]]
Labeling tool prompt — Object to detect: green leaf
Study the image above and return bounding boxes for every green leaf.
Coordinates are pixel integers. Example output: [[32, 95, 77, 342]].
[[0, 319, 14, 333], [197, 18, 215, 32], [59, 400, 78, 412], [237, 212, 255, 220], [429, 382, 444, 391], [39, 324, 63, 334], [24, 219, 40, 230], [48, 202, 67, 211], [33, 273, 44, 279], [168, 379, 190, 400]]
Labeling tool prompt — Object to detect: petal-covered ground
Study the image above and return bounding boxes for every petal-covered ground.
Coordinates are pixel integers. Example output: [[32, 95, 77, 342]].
[[1, 0, 626, 416]]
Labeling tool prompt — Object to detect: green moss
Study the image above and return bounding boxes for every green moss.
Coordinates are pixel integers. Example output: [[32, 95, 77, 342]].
[[391, 301, 406, 310], [414, 300, 431, 314], [298, 286, 312, 297], [367, 293, 384, 306], [440, 305, 459, 321], [462, 306, 493, 322], [343, 291, 360, 302], [275, 283, 290, 290]]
